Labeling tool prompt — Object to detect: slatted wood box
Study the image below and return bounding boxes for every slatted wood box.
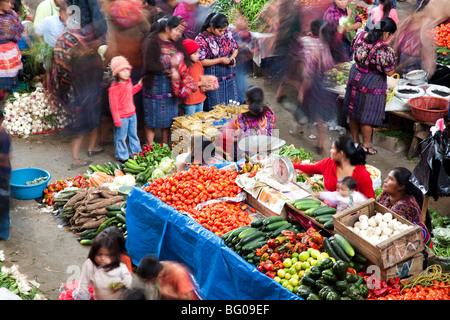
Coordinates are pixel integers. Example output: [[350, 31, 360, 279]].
[[333, 199, 424, 269]]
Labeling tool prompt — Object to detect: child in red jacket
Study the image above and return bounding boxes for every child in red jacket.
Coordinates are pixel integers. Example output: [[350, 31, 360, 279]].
[[108, 56, 143, 162], [181, 39, 206, 116]]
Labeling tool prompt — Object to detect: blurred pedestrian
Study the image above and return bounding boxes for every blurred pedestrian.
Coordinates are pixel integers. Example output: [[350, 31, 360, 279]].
[[173, 0, 199, 39], [0, 110, 11, 241], [48, 28, 105, 168], [108, 56, 143, 163], [195, 13, 239, 111], [133, 255, 200, 300], [323, 0, 362, 60], [73, 0, 109, 145], [156, 0, 177, 15], [232, 12, 253, 104], [365, 0, 398, 32], [141, 0, 159, 24], [104, 0, 150, 143], [392, 1, 436, 78], [131, 254, 162, 300], [297, 18, 338, 157], [343, 18, 397, 156], [142, 15, 186, 146], [0, 0, 23, 103], [269, 0, 302, 103], [73, 0, 107, 44]]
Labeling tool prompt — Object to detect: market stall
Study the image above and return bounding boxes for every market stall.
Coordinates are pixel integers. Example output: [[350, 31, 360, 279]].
[[26, 135, 449, 301]]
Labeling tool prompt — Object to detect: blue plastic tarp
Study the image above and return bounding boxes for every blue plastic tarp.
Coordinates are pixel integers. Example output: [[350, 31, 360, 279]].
[[125, 187, 300, 300]]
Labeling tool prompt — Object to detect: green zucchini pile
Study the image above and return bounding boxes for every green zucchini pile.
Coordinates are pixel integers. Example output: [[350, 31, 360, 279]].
[[221, 216, 305, 264], [291, 198, 337, 230]]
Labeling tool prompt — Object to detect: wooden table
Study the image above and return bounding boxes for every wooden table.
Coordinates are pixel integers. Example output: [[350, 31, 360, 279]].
[[387, 110, 450, 158]]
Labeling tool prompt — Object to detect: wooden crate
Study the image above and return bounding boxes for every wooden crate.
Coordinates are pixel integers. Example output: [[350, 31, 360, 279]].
[[285, 201, 336, 236], [368, 250, 435, 281], [333, 199, 424, 269]]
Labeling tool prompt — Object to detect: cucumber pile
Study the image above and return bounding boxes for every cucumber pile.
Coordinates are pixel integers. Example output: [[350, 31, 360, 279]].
[[322, 234, 367, 273], [291, 198, 336, 230], [221, 216, 305, 265], [78, 202, 128, 245], [89, 161, 125, 176]]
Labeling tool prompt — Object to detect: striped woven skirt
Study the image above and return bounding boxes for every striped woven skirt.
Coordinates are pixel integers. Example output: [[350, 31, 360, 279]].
[[343, 64, 388, 126], [203, 64, 239, 111], [143, 74, 178, 128], [0, 41, 22, 90]]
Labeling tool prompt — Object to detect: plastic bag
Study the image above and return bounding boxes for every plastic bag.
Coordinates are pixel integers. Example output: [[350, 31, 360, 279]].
[[410, 129, 450, 200]]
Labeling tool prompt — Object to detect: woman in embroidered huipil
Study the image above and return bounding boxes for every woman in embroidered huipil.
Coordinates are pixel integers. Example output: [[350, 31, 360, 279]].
[[195, 13, 239, 111], [215, 86, 276, 161], [343, 18, 397, 156], [142, 16, 191, 146], [377, 167, 432, 248]]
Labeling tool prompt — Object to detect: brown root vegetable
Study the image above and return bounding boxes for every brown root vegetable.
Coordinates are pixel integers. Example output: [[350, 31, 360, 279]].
[[85, 195, 124, 211], [64, 189, 87, 208], [73, 218, 106, 231]]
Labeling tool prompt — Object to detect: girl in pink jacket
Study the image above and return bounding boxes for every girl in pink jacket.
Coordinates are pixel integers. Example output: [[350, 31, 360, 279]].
[[108, 56, 143, 162]]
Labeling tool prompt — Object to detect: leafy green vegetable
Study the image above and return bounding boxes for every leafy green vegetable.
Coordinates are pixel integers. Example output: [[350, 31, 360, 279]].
[[151, 168, 166, 181], [433, 228, 450, 246], [157, 157, 176, 174], [374, 128, 413, 142], [25, 177, 47, 185], [430, 209, 450, 229], [374, 187, 383, 200], [275, 144, 315, 162], [210, 0, 268, 31]]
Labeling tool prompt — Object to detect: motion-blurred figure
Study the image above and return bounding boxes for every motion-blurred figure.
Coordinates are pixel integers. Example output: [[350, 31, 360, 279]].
[[323, 0, 362, 60], [393, 0, 437, 78], [48, 28, 105, 167], [268, 0, 303, 103], [173, 0, 199, 39], [232, 12, 253, 104], [296, 19, 339, 157]]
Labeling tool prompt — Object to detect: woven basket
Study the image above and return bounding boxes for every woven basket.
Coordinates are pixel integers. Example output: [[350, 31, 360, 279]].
[[408, 96, 449, 123]]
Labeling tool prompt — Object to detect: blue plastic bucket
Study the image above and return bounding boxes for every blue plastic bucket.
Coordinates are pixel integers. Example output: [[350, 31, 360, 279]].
[[10, 168, 51, 200]]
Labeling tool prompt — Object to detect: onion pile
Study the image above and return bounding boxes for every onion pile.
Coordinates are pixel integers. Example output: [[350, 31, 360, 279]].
[[347, 212, 414, 245], [1, 88, 69, 135]]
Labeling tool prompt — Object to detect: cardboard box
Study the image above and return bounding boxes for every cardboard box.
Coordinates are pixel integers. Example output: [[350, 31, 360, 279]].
[[372, 129, 410, 153], [333, 199, 424, 269]]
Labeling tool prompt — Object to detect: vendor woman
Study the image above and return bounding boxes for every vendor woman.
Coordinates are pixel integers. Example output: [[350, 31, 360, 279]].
[[215, 85, 276, 162], [195, 13, 239, 111], [377, 167, 432, 248], [294, 136, 375, 199]]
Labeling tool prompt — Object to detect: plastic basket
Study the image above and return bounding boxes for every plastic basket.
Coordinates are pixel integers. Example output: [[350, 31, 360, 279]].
[[408, 96, 449, 123], [10, 168, 51, 200]]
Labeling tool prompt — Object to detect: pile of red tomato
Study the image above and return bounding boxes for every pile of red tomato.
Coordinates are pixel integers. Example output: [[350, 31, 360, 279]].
[[191, 202, 252, 236], [143, 166, 246, 235], [434, 23, 450, 48]]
